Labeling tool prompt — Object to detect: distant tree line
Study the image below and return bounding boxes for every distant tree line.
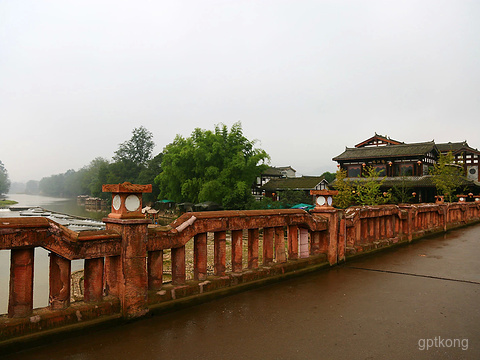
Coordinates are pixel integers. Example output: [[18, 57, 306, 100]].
[[0, 160, 10, 195], [35, 126, 161, 204]]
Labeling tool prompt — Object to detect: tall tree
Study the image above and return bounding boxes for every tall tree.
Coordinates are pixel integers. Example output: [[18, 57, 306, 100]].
[[113, 126, 155, 166], [0, 160, 10, 195], [354, 166, 391, 206], [332, 168, 355, 208], [431, 151, 464, 202], [156, 122, 270, 210]]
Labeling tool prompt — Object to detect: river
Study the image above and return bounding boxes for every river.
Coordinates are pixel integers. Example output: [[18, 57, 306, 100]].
[[0, 193, 109, 314]]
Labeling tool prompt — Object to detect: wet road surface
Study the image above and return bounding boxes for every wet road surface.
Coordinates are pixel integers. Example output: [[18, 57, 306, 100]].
[[3, 225, 480, 359]]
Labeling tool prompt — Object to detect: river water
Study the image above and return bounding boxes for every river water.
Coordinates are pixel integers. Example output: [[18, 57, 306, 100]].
[[0, 194, 109, 314]]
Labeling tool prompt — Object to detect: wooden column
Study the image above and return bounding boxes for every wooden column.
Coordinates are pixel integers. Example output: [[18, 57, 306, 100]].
[[49, 253, 71, 310], [231, 230, 243, 273], [287, 225, 299, 260], [194, 233, 207, 281], [274, 227, 286, 263], [263, 227, 274, 265], [214, 231, 226, 276], [84, 257, 104, 303], [247, 228, 259, 269], [8, 248, 34, 318], [148, 250, 163, 290], [171, 246, 186, 285]]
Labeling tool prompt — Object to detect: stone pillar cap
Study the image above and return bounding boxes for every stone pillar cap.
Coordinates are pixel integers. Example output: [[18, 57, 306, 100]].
[[102, 182, 152, 193]]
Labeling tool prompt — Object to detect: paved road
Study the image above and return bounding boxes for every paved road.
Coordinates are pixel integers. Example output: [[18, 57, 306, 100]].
[[4, 225, 480, 359]]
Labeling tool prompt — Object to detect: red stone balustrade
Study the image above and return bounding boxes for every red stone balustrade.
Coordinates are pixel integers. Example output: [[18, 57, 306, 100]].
[[1, 201, 480, 347]]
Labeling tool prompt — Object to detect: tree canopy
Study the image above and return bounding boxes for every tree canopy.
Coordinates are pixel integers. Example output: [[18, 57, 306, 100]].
[[155, 122, 270, 209], [0, 160, 10, 195], [37, 127, 160, 203], [431, 151, 464, 202], [113, 126, 155, 166]]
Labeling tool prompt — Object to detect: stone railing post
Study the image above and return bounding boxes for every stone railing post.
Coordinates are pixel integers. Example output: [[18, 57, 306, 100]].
[[310, 190, 341, 265], [102, 182, 152, 318], [8, 248, 34, 318]]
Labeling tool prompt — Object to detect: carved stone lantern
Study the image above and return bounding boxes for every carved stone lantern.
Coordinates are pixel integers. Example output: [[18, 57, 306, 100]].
[[102, 182, 152, 219], [310, 190, 338, 209]]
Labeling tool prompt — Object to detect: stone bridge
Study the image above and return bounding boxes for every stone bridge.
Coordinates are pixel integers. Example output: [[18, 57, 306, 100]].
[[1, 183, 480, 352]]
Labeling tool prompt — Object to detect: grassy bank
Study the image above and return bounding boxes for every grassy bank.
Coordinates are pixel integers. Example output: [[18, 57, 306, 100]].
[[0, 200, 18, 206]]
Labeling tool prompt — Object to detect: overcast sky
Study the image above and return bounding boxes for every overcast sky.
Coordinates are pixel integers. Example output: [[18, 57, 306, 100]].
[[1, 0, 479, 183]]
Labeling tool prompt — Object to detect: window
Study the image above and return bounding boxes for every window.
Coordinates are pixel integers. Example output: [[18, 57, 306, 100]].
[[347, 165, 361, 178], [395, 163, 414, 176], [372, 164, 386, 176]]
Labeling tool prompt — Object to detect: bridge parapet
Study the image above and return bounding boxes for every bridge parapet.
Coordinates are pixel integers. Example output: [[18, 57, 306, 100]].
[[1, 184, 480, 349]]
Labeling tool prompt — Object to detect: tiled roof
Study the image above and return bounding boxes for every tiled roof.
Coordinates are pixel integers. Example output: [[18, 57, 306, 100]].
[[355, 134, 403, 148], [333, 142, 437, 161], [261, 176, 326, 191], [261, 167, 284, 176], [436, 142, 480, 155]]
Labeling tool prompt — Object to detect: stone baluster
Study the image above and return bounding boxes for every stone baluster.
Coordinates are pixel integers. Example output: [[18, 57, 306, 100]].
[[194, 233, 207, 281], [8, 248, 34, 318], [247, 228, 259, 269], [49, 253, 71, 310], [171, 246, 186, 285], [299, 228, 309, 258], [287, 225, 299, 260], [231, 230, 243, 273], [84, 257, 104, 302], [274, 227, 286, 263], [148, 250, 163, 290], [104, 255, 121, 296], [214, 231, 226, 276], [263, 227, 274, 265]]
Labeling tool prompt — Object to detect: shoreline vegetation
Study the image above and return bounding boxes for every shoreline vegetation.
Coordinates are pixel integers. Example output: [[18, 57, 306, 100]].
[[0, 200, 18, 207]]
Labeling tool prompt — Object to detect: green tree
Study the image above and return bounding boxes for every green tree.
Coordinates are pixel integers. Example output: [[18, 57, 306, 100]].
[[391, 176, 414, 204], [80, 157, 111, 197], [332, 168, 355, 208], [136, 153, 164, 205], [156, 122, 270, 209], [321, 171, 336, 183], [25, 180, 39, 195], [431, 151, 464, 202], [354, 166, 391, 206], [113, 126, 155, 166], [0, 160, 10, 194], [279, 189, 313, 206]]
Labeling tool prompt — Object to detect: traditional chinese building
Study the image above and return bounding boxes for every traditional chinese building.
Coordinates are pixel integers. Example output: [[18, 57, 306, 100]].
[[332, 134, 480, 203], [260, 176, 328, 202]]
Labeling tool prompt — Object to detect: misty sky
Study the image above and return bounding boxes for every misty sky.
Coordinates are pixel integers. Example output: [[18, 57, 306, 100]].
[[1, 0, 479, 183]]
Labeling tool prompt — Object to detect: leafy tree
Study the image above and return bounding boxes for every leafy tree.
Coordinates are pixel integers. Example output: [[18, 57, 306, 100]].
[[136, 153, 164, 205], [80, 157, 111, 197], [25, 180, 39, 195], [113, 126, 155, 166], [354, 166, 391, 206], [332, 168, 355, 208], [391, 176, 414, 204], [0, 160, 10, 194], [279, 189, 313, 206], [156, 122, 270, 209], [39, 173, 65, 196], [431, 151, 464, 202], [321, 171, 336, 183]]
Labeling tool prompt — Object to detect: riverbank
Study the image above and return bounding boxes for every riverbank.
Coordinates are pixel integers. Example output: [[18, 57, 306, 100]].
[[0, 200, 18, 207]]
